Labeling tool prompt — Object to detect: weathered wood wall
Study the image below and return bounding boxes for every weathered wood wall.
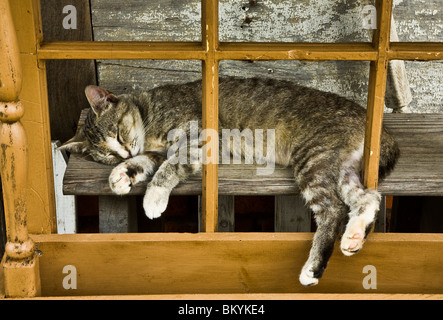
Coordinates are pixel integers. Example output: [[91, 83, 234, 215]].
[[89, 0, 442, 113]]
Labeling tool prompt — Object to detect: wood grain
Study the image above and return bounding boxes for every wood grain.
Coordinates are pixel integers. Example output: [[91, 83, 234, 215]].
[[363, 0, 392, 189], [218, 42, 377, 61], [389, 43, 443, 61], [201, 0, 219, 232], [0, 0, 42, 297], [31, 232, 443, 296], [38, 41, 206, 60], [10, 0, 56, 234], [27, 293, 443, 300]]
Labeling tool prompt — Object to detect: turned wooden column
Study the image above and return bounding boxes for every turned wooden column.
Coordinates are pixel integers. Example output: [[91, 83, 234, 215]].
[[0, 0, 41, 297]]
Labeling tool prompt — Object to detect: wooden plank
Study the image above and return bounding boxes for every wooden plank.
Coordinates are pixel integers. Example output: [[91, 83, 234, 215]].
[[363, 0, 393, 189], [39, 41, 443, 64], [51, 141, 76, 234], [38, 41, 381, 62], [63, 154, 294, 196], [30, 233, 443, 296], [98, 196, 137, 233], [378, 114, 443, 196], [389, 43, 443, 61], [218, 42, 377, 61], [275, 196, 311, 232], [200, 0, 219, 233], [38, 41, 206, 60], [198, 196, 235, 232], [218, 196, 235, 232], [63, 114, 443, 197]]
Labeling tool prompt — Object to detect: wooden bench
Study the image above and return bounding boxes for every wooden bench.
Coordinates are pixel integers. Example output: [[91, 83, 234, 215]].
[[61, 111, 443, 233]]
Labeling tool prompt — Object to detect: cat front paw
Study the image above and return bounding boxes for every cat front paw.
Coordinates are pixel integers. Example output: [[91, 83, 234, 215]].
[[109, 163, 132, 195], [143, 185, 170, 219]]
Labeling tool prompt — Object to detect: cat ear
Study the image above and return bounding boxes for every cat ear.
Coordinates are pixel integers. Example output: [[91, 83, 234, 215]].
[[85, 85, 119, 117]]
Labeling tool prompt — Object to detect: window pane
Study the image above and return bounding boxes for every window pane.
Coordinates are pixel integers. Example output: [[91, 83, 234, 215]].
[[41, 0, 202, 42], [393, 0, 442, 42], [391, 60, 443, 113], [219, 0, 376, 43]]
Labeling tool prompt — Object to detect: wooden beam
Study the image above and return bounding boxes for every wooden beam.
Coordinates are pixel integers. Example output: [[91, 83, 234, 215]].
[[98, 196, 137, 233], [31, 233, 443, 296], [201, 0, 219, 233], [275, 196, 311, 232], [218, 196, 235, 232], [363, 0, 393, 189], [217, 42, 377, 61], [38, 41, 443, 62], [38, 41, 206, 60], [388, 42, 443, 61]]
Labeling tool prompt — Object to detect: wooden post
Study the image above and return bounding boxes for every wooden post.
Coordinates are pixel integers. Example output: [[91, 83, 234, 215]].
[[0, 0, 41, 297], [363, 0, 393, 189], [218, 196, 235, 232], [52, 141, 76, 234], [10, 0, 56, 234], [99, 196, 137, 233], [275, 196, 311, 232], [201, 0, 219, 232]]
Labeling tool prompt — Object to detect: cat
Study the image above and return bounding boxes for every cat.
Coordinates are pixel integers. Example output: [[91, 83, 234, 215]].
[[60, 77, 399, 286]]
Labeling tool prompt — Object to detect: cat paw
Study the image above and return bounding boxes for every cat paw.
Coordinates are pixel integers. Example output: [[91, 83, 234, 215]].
[[341, 217, 366, 256], [143, 185, 170, 219], [109, 163, 132, 195], [299, 264, 319, 287]]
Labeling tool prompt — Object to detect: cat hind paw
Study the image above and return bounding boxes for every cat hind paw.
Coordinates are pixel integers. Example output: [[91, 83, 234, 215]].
[[143, 185, 170, 219], [341, 217, 367, 256], [341, 233, 365, 256]]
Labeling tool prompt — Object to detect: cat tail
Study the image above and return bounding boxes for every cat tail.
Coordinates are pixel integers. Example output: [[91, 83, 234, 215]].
[[378, 128, 400, 180]]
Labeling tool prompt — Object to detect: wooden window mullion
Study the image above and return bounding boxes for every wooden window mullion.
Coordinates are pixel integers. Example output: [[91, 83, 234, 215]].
[[201, 0, 219, 232], [363, 0, 393, 189]]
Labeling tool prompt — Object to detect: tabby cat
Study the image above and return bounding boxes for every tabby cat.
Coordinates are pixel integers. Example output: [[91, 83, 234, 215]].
[[60, 77, 399, 286]]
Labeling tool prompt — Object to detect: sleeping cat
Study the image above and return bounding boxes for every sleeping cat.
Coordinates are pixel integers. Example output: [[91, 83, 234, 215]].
[[60, 77, 399, 286]]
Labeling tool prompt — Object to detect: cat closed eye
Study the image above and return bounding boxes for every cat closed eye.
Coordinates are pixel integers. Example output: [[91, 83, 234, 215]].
[[116, 128, 125, 144]]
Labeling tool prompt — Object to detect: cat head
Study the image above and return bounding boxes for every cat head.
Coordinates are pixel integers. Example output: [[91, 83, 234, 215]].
[[59, 86, 145, 165]]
